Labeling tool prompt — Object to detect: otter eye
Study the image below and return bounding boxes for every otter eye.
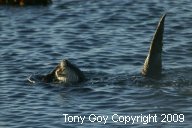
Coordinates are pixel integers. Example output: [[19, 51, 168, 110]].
[[64, 59, 69, 65]]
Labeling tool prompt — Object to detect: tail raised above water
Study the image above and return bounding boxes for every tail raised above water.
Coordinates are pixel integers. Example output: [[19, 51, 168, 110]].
[[142, 14, 166, 78]]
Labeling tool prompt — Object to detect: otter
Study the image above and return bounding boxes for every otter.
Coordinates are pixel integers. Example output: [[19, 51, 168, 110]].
[[142, 14, 166, 78], [0, 0, 52, 6], [42, 60, 85, 83]]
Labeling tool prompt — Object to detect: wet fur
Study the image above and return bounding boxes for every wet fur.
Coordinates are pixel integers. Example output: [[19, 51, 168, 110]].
[[42, 60, 85, 83]]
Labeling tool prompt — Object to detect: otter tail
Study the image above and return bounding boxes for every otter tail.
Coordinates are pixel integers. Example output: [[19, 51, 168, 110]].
[[142, 14, 166, 78]]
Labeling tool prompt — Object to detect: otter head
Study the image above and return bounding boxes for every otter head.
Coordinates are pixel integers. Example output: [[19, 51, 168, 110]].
[[43, 60, 85, 83]]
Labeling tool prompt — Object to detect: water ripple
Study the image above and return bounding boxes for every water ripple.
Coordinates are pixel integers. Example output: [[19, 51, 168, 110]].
[[0, 0, 192, 127]]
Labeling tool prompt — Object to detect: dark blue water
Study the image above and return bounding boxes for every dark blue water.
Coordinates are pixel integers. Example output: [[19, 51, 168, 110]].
[[0, 0, 192, 127]]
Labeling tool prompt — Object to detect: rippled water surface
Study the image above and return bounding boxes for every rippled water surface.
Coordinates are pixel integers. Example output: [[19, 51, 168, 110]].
[[0, 0, 192, 127]]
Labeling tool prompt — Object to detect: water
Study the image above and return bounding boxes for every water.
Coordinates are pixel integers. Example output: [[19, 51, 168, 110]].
[[0, 0, 192, 127]]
